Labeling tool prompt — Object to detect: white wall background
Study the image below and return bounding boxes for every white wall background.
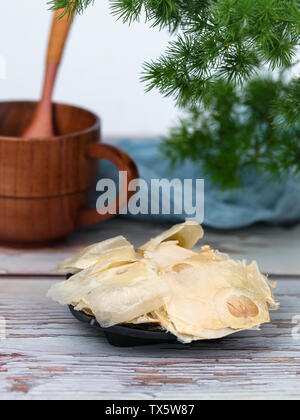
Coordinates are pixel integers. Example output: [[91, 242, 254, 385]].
[[0, 0, 179, 137]]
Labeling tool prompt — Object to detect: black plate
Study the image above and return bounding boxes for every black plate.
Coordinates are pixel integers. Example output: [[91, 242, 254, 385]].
[[67, 273, 178, 347], [69, 305, 178, 347], [67, 274, 223, 347]]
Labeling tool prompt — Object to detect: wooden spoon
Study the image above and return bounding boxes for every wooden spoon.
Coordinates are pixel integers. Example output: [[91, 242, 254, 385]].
[[22, 10, 73, 138]]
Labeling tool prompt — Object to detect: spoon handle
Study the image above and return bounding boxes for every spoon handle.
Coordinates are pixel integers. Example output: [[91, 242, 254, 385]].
[[47, 10, 73, 66], [22, 10, 73, 138]]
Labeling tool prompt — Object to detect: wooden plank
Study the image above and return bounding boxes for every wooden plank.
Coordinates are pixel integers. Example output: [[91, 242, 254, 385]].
[[0, 218, 299, 276], [0, 277, 300, 400], [203, 223, 300, 276]]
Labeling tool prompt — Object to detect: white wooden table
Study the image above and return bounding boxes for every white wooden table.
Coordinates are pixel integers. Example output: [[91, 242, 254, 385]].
[[0, 218, 300, 400]]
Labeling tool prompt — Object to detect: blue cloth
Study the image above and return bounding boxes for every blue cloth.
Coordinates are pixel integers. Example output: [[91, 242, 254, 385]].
[[97, 139, 300, 230]]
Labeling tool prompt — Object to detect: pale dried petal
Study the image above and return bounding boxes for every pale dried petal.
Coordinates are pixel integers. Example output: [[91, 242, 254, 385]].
[[49, 261, 169, 328], [153, 307, 243, 343], [143, 241, 198, 270], [139, 221, 204, 253], [215, 288, 270, 329], [48, 260, 136, 306], [48, 222, 278, 344], [159, 248, 277, 333], [57, 236, 137, 274], [84, 261, 169, 327], [127, 313, 160, 325]]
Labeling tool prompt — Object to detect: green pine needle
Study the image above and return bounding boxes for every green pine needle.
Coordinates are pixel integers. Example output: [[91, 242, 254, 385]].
[[49, 0, 300, 128], [48, 0, 300, 188], [162, 76, 300, 189], [48, 0, 95, 16]]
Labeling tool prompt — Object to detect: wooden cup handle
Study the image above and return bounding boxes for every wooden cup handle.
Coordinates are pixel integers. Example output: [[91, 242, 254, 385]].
[[47, 10, 73, 65], [76, 142, 139, 227]]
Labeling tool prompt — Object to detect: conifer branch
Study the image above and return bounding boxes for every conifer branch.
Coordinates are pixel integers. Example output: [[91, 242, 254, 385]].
[[48, 0, 300, 188], [49, 0, 300, 129]]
